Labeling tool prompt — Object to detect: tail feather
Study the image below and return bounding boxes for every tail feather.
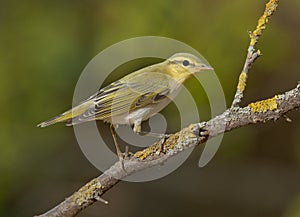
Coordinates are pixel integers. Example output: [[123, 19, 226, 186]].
[[65, 115, 94, 126], [37, 100, 94, 128], [65, 116, 81, 126], [37, 110, 73, 128]]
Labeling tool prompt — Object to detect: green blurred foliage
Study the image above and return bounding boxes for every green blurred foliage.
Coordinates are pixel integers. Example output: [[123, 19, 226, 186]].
[[0, 0, 299, 216]]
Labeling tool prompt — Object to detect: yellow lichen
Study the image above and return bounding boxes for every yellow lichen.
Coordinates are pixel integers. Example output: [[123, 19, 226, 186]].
[[256, 49, 262, 56], [250, 0, 279, 46], [134, 142, 163, 160], [134, 126, 197, 160], [164, 134, 180, 150], [248, 95, 278, 113], [72, 178, 102, 205], [134, 134, 178, 160], [237, 71, 247, 92]]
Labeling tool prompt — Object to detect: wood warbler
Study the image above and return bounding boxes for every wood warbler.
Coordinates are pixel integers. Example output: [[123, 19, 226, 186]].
[[38, 53, 213, 158]]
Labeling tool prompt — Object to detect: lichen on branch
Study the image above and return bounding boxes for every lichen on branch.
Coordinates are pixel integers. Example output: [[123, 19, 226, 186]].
[[231, 0, 279, 108], [250, 0, 279, 46], [248, 96, 278, 113]]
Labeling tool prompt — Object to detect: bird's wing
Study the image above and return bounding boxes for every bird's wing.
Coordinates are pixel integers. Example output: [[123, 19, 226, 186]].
[[68, 70, 175, 125]]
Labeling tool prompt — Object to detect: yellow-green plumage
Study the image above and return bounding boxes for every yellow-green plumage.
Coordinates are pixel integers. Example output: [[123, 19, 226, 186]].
[[37, 53, 212, 129]]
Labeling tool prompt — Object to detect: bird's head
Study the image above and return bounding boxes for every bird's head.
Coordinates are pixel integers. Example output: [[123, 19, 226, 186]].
[[164, 53, 213, 82]]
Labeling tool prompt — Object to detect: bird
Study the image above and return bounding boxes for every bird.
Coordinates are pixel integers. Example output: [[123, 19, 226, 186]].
[[37, 53, 213, 158]]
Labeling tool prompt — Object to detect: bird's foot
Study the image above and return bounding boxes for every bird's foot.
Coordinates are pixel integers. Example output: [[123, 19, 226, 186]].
[[116, 146, 133, 172]]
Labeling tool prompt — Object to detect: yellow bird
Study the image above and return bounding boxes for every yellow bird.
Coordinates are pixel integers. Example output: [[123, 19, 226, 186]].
[[38, 53, 213, 158]]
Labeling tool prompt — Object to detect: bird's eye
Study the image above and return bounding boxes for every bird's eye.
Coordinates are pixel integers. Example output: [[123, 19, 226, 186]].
[[182, 60, 190, 66]]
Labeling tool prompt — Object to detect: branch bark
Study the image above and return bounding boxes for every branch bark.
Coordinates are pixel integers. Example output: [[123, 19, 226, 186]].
[[37, 82, 300, 217], [35, 0, 299, 217]]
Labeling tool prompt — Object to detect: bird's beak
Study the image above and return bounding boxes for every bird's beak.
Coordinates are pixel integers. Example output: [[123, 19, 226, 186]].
[[204, 66, 214, 70], [193, 64, 214, 73]]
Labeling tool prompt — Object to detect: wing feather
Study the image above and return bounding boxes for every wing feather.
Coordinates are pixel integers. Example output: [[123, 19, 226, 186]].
[[69, 71, 174, 125]]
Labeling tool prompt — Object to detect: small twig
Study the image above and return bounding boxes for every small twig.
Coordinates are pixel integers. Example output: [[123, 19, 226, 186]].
[[283, 114, 292, 123], [231, 0, 279, 108]]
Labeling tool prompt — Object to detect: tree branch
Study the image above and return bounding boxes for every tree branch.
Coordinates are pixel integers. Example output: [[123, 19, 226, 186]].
[[35, 0, 298, 216], [37, 82, 300, 217]]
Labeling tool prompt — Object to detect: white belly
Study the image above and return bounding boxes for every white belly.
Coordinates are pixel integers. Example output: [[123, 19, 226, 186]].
[[104, 97, 172, 126]]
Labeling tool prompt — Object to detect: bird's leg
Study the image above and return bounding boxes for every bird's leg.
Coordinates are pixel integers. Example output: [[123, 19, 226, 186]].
[[133, 120, 169, 138], [133, 120, 142, 134], [109, 124, 123, 159], [124, 145, 130, 159]]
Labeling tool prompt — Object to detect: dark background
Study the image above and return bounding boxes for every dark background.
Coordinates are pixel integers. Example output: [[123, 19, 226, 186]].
[[1, 0, 300, 216]]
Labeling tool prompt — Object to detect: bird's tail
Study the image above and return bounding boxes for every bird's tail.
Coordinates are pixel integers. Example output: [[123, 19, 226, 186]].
[[37, 101, 94, 128], [37, 110, 73, 128]]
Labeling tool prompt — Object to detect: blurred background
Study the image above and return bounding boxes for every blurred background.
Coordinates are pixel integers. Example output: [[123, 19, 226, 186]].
[[1, 0, 300, 216]]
